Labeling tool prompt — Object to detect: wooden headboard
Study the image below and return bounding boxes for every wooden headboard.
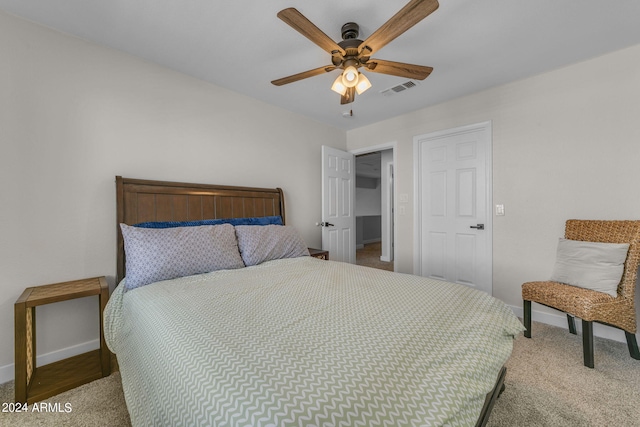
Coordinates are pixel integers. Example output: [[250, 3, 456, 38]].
[[116, 176, 285, 283]]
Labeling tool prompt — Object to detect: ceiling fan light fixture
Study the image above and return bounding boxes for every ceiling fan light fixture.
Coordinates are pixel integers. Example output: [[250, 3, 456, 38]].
[[273, 2, 438, 105], [331, 75, 348, 96], [341, 65, 359, 88], [355, 73, 371, 95]]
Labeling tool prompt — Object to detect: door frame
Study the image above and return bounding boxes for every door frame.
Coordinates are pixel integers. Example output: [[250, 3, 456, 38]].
[[412, 121, 493, 289], [351, 142, 397, 271]]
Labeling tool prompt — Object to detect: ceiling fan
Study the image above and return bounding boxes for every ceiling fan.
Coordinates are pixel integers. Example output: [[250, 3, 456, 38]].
[[271, 0, 439, 105]]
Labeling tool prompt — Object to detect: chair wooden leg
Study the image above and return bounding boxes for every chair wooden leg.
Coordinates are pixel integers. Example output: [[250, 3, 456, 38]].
[[567, 314, 577, 335], [625, 332, 640, 360], [523, 300, 531, 338], [582, 320, 594, 368]]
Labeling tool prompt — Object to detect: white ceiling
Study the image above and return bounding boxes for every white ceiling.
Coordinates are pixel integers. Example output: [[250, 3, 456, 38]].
[[356, 151, 382, 179], [2, 0, 640, 131]]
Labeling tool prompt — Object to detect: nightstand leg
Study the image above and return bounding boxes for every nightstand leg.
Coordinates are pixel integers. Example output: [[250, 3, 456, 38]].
[[98, 277, 111, 376], [14, 304, 35, 404]]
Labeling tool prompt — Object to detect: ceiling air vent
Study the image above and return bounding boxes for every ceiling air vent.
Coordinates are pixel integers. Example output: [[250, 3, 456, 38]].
[[380, 80, 421, 97]]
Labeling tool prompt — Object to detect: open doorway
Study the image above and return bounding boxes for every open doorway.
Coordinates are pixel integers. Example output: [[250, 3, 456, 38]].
[[355, 149, 394, 272]]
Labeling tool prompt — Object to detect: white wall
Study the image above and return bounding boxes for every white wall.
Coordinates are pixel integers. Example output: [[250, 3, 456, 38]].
[[0, 11, 346, 382], [347, 44, 640, 341], [355, 183, 382, 216]]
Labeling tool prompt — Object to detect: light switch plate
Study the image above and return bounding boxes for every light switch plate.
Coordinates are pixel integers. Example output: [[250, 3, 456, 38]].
[[495, 204, 505, 216]]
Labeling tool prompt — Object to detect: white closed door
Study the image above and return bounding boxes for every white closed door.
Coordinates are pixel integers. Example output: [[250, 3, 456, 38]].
[[321, 146, 355, 263], [414, 122, 492, 294]]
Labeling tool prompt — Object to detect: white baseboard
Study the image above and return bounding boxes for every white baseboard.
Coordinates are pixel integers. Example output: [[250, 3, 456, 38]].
[[0, 339, 99, 385], [380, 256, 392, 262], [357, 239, 382, 250], [509, 304, 627, 343], [362, 238, 381, 245]]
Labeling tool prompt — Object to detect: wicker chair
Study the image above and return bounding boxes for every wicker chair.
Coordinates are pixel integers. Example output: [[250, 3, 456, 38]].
[[522, 220, 640, 368]]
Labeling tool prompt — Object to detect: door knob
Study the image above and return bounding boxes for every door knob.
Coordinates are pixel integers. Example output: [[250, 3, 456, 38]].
[[470, 224, 484, 230], [320, 222, 335, 227]]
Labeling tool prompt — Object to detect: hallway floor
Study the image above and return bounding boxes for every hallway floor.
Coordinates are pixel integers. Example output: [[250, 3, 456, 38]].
[[356, 242, 394, 272]]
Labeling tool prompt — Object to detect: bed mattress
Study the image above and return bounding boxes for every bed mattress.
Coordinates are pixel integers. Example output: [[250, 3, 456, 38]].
[[105, 257, 523, 426]]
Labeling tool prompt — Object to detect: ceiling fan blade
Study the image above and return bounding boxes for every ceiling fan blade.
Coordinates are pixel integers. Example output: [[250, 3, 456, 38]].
[[358, 0, 439, 56], [341, 87, 355, 104], [365, 59, 433, 80], [277, 8, 346, 56], [271, 65, 336, 86]]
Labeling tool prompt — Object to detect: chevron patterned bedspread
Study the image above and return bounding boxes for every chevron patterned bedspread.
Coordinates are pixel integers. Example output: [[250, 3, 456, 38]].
[[105, 257, 524, 427]]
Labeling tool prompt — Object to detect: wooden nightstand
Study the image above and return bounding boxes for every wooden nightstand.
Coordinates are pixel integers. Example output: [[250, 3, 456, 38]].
[[308, 248, 329, 260], [14, 276, 111, 404]]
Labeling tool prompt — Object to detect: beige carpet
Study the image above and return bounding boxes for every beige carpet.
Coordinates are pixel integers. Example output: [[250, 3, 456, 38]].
[[0, 371, 130, 427], [1, 322, 639, 426], [356, 241, 394, 271]]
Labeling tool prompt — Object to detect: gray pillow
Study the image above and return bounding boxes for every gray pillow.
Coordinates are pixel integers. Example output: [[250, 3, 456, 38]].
[[549, 238, 630, 297], [235, 225, 310, 266], [121, 223, 244, 290]]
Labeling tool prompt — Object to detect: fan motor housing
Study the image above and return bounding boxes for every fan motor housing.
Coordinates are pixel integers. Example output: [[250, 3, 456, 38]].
[[337, 22, 363, 59], [341, 22, 360, 40]]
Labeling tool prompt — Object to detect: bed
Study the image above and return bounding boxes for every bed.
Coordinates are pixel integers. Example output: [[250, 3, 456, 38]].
[[105, 176, 524, 427]]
